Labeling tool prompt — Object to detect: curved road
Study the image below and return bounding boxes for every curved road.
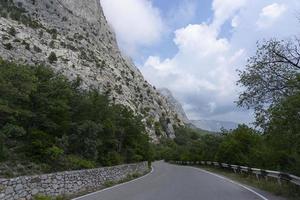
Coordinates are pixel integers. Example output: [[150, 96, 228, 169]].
[[75, 161, 282, 200]]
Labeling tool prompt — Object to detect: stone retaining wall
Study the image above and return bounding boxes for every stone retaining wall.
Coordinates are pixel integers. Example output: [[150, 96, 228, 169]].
[[0, 162, 148, 200]]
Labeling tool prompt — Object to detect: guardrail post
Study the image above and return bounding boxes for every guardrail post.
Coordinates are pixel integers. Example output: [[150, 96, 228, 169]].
[[261, 170, 267, 180], [190, 161, 300, 187], [277, 178, 281, 185]]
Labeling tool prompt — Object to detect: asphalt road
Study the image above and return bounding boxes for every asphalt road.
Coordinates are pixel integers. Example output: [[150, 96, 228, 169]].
[[74, 161, 282, 200]]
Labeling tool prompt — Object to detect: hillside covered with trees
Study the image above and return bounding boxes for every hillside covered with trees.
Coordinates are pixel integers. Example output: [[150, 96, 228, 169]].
[[0, 58, 150, 177]]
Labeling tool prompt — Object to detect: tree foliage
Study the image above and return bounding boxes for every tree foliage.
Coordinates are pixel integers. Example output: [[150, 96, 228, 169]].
[[0, 58, 150, 175], [237, 39, 300, 127], [161, 123, 300, 176]]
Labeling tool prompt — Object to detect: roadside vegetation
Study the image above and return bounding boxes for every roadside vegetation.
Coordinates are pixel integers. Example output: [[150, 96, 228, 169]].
[[153, 37, 300, 199], [0, 58, 150, 177], [155, 38, 300, 177], [198, 166, 300, 200]]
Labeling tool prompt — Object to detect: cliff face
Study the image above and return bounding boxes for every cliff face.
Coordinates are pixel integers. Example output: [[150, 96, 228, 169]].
[[158, 88, 190, 124], [0, 0, 184, 141]]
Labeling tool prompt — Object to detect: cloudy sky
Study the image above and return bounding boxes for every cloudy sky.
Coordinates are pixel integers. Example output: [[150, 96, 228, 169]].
[[100, 0, 300, 124]]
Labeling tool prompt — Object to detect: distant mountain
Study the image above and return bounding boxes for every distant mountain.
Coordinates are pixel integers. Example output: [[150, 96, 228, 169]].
[[158, 89, 239, 133], [190, 120, 239, 132]]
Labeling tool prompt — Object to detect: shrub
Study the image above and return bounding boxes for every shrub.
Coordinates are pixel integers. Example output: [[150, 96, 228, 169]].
[[8, 27, 16, 36], [49, 40, 55, 49], [0, 133, 8, 161], [48, 52, 57, 63], [3, 43, 13, 50], [46, 146, 64, 162], [49, 29, 58, 39], [38, 30, 43, 38], [33, 195, 67, 200], [33, 45, 42, 53], [22, 40, 30, 50], [33, 195, 51, 200], [66, 155, 95, 170], [1, 123, 26, 138]]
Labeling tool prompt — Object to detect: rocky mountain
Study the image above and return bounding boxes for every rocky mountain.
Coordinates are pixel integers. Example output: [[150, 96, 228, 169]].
[[158, 88, 189, 124], [190, 120, 239, 132], [0, 0, 185, 141]]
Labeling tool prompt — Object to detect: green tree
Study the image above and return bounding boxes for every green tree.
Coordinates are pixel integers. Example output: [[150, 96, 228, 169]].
[[264, 92, 300, 175], [69, 120, 102, 161], [237, 39, 300, 127], [216, 125, 262, 166], [0, 58, 151, 176]]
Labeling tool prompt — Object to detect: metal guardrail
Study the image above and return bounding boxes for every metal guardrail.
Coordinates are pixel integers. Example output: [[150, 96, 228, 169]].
[[173, 160, 300, 186]]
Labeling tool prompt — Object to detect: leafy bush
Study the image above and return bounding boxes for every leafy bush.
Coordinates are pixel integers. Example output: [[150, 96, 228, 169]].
[[33, 45, 42, 53], [33, 195, 67, 200], [66, 155, 95, 169], [46, 146, 64, 162], [48, 52, 57, 63], [8, 27, 16, 36], [33, 195, 51, 200], [3, 43, 13, 50]]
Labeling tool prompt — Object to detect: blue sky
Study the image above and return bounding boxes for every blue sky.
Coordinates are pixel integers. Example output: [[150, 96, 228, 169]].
[[137, 0, 213, 62], [100, 0, 300, 124]]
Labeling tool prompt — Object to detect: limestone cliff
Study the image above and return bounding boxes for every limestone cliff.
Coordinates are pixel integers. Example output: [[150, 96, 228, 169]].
[[158, 88, 189, 124], [0, 0, 184, 141]]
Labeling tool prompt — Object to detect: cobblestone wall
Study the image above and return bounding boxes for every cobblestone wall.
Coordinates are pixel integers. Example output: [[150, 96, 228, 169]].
[[0, 162, 148, 200]]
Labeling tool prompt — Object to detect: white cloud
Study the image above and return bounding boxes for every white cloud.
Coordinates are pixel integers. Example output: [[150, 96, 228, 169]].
[[142, 22, 245, 121], [174, 24, 229, 57], [231, 15, 240, 27], [141, 0, 300, 124], [100, 0, 164, 55], [144, 56, 174, 72], [257, 3, 287, 28], [212, 0, 247, 28]]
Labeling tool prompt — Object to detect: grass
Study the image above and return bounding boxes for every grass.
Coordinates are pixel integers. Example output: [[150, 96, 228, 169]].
[[33, 195, 68, 200], [195, 165, 300, 200]]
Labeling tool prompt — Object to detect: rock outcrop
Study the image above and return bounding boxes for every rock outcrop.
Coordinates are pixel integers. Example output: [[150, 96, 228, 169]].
[[158, 88, 189, 124], [0, 0, 185, 141]]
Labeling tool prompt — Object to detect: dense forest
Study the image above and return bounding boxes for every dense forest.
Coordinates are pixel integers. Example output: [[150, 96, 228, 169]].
[[156, 38, 300, 176], [0, 58, 150, 177]]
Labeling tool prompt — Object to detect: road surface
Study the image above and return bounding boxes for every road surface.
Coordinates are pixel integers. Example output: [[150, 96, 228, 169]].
[[74, 161, 283, 200]]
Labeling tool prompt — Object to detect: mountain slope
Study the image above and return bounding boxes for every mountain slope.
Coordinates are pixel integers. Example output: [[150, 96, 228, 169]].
[[158, 88, 189, 124], [0, 0, 184, 141]]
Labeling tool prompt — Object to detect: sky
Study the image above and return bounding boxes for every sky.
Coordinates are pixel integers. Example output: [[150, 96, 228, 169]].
[[100, 0, 300, 124]]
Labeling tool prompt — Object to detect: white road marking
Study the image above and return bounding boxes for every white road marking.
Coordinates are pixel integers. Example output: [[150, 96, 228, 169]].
[[72, 166, 154, 200], [187, 166, 269, 200]]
